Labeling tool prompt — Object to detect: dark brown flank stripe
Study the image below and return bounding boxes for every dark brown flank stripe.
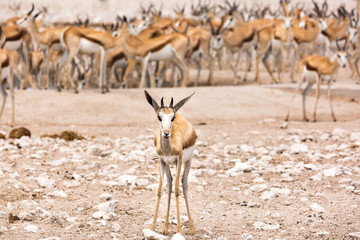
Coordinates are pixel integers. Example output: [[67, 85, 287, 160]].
[[305, 62, 317, 72], [80, 33, 103, 46], [1, 58, 9, 68], [149, 38, 174, 53], [5, 32, 23, 41], [183, 129, 197, 150], [242, 31, 255, 43]]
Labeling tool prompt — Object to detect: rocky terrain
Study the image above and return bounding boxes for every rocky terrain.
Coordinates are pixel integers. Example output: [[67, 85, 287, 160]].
[[0, 85, 359, 239]]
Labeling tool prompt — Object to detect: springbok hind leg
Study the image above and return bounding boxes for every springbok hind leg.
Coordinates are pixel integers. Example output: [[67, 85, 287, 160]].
[[182, 159, 195, 235]]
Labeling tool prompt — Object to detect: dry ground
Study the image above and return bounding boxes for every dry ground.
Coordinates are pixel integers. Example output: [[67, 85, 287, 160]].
[[0, 76, 360, 240]]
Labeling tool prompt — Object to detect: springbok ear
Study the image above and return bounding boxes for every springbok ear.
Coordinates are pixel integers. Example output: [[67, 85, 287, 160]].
[[173, 92, 195, 113], [144, 90, 160, 112], [0, 26, 2, 38]]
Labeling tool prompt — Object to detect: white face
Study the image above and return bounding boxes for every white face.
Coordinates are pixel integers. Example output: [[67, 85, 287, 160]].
[[282, 16, 292, 30], [212, 35, 223, 51], [319, 18, 328, 31], [349, 27, 358, 44], [336, 51, 347, 68], [157, 108, 175, 138], [223, 17, 234, 30]]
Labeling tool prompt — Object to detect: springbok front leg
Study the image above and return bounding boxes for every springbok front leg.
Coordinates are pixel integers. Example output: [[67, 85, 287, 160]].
[[175, 152, 183, 234], [312, 77, 321, 122], [182, 159, 195, 235], [327, 80, 336, 122], [151, 160, 165, 231], [162, 163, 172, 235]]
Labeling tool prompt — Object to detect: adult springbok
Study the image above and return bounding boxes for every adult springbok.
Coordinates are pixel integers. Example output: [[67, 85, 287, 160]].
[[0, 26, 15, 127], [144, 90, 197, 235], [285, 40, 348, 122]]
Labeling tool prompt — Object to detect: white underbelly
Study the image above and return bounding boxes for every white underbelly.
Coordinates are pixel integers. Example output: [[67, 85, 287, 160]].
[[149, 44, 175, 61], [160, 145, 195, 165], [1, 66, 10, 79], [3, 40, 22, 51], [78, 38, 103, 54]]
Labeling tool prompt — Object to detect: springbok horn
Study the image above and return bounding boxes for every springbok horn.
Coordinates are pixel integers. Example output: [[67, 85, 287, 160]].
[[27, 4, 35, 16], [169, 97, 174, 108], [336, 39, 341, 50], [161, 97, 165, 108]]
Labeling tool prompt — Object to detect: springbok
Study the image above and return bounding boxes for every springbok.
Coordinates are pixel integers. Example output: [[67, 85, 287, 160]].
[[144, 90, 197, 235], [0, 27, 15, 127], [285, 40, 348, 122]]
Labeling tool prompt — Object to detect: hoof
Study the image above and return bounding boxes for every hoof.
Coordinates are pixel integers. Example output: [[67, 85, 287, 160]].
[[333, 119, 337, 122], [303, 118, 309, 122], [312, 119, 317, 123]]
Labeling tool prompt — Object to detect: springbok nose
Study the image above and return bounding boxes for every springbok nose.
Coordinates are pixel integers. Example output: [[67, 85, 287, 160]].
[[164, 132, 170, 137]]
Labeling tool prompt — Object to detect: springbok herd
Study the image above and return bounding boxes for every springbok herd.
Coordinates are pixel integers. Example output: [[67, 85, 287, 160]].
[[0, 0, 359, 126]]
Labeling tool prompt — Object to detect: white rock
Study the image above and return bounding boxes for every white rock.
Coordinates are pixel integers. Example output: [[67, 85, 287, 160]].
[[118, 175, 137, 186], [250, 184, 268, 192], [323, 167, 344, 177], [99, 193, 112, 201], [247, 201, 261, 208], [309, 203, 325, 213], [47, 190, 68, 198], [241, 233, 254, 240], [35, 175, 55, 188], [304, 164, 318, 171], [280, 122, 288, 129], [349, 232, 360, 239], [142, 229, 168, 240], [290, 143, 308, 154], [97, 200, 118, 214], [171, 233, 185, 240], [350, 132, 360, 142], [253, 222, 280, 230], [112, 222, 121, 232], [24, 224, 39, 233], [226, 162, 253, 176], [310, 173, 322, 181], [39, 238, 61, 240], [49, 157, 68, 166], [92, 211, 105, 219], [240, 144, 255, 153], [270, 188, 291, 196], [316, 232, 330, 237], [261, 191, 276, 201]]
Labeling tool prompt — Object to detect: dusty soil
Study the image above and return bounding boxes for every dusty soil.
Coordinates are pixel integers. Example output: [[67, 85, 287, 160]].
[[0, 76, 360, 240]]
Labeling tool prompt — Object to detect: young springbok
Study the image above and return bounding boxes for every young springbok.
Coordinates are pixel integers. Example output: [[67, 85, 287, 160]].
[[285, 40, 348, 122], [144, 90, 197, 235]]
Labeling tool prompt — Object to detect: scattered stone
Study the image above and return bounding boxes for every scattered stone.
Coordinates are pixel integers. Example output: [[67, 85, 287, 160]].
[[290, 143, 308, 154], [24, 224, 39, 233], [247, 201, 261, 208], [142, 229, 168, 240], [47, 190, 68, 198], [60, 131, 84, 141], [35, 175, 55, 188], [171, 233, 185, 240], [280, 122, 288, 129], [253, 222, 280, 231], [304, 164, 318, 171], [261, 191, 276, 201], [349, 232, 360, 239], [241, 233, 254, 240], [309, 203, 325, 213], [9, 127, 31, 139], [99, 193, 112, 201], [250, 184, 268, 192], [226, 162, 253, 176], [39, 238, 61, 240], [0, 132, 5, 140]]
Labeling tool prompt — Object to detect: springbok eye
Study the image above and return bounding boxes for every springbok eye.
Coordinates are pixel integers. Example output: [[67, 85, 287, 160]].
[[157, 116, 162, 121], [171, 116, 175, 122]]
